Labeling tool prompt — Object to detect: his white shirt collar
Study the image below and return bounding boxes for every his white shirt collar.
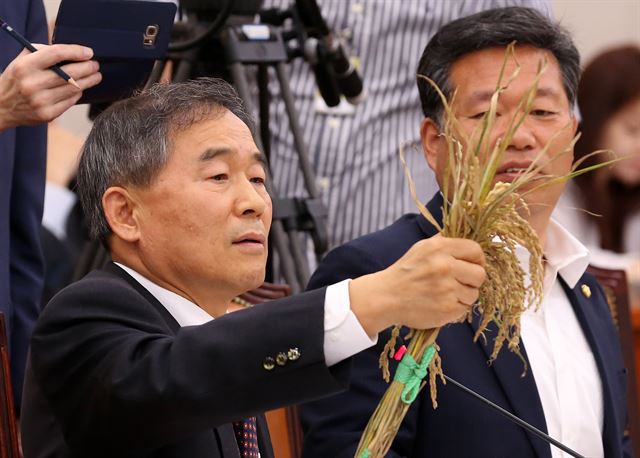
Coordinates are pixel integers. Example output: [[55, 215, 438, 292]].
[[544, 218, 590, 289], [114, 262, 213, 327], [515, 217, 590, 297]]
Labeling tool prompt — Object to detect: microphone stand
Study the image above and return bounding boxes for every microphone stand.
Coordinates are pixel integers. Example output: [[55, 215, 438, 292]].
[[444, 374, 586, 458]]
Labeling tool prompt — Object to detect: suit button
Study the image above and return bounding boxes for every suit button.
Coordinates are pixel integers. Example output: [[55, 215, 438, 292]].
[[287, 348, 300, 361], [263, 357, 275, 371], [276, 352, 288, 366]]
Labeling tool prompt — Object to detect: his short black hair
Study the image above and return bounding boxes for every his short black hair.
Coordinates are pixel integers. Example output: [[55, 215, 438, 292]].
[[417, 7, 580, 123]]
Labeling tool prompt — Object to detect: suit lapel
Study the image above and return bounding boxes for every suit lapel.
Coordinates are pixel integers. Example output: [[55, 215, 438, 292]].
[[105, 262, 182, 333], [415, 193, 444, 238], [559, 276, 622, 457], [468, 315, 552, 458]]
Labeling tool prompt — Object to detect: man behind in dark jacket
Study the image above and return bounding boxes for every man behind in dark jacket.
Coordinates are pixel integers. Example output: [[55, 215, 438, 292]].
[[299, 7, 630, 458]]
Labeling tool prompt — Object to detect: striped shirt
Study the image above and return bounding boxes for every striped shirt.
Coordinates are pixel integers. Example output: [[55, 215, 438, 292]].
[[264, 0, 551, 249]]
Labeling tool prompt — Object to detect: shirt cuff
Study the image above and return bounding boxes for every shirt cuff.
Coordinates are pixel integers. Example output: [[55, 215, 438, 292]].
[[42, 183, 77, 240], [323, 279, 378, 367]]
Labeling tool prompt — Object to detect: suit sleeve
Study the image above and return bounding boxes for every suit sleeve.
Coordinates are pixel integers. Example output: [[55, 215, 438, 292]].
[[301, 244, 415, 458], [29, 273, 350, 456]]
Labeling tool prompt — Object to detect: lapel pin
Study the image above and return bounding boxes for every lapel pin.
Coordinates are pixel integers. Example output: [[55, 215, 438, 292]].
[[581, 284, 592, 298]]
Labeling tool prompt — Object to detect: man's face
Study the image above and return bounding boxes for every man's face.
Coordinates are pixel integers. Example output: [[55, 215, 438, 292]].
[[602, 96, 640, 187], [132, 110, 272, 303], [422, 46, 577, 219]]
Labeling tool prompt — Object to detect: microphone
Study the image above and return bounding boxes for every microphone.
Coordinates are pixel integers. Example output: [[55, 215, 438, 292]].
[[444, 374, 586, 458], [295, 0, 365, 106], [325, 39, 365, 105], [304, 37, 341, 107]]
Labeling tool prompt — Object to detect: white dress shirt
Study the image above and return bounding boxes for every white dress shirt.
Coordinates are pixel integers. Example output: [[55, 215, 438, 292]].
[[553, 181, 640, 268], [114, 263, 376, 367], [42, 183, 77, 240], [518, 219, 604, 458]]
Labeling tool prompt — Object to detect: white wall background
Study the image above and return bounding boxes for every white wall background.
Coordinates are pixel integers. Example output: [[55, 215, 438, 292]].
[[43, 0, 640, 139], [553, 0, 640, 64]]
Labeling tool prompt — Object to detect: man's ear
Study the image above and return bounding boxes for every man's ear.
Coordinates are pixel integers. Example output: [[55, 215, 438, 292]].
[[420, 117, 443, 172], [102, 186, 141, 243]]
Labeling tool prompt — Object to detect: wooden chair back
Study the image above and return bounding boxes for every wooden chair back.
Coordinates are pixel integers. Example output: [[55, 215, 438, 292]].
[[587, 265, 640, 456], [0, 313, 21, 457], [265, 406, 303, 458]]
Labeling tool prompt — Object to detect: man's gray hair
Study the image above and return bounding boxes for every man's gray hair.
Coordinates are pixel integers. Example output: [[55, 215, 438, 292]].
[[77, 77, 254, 243], [417, 7, 580, 126]]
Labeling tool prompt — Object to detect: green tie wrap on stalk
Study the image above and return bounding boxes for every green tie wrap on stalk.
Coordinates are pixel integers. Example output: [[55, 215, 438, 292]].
[[394, 344, 437, 404]]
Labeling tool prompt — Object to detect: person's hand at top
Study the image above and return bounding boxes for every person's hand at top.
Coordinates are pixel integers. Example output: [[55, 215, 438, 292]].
[[0, 43, 102, 131]]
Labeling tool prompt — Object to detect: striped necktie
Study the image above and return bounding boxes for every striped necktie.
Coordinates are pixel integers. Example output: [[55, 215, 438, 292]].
[[232, 417, 260, 457]]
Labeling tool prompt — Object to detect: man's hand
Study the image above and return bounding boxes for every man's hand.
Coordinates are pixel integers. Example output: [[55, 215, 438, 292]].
[[349, 235, 486, 337], [0, 44, 102, 131]]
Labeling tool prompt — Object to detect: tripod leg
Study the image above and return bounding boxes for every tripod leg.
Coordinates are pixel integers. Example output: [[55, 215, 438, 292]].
[[275, 63, 329, 264], [270, 223, 303, 294], [229, 62, 308, 291], [274, 63, 321, 198], [257, 64, 271, 161]]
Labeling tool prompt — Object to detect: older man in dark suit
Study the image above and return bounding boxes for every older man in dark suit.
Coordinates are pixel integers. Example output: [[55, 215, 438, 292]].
[[20, 77, 487, 457], [299, 7, 630, 458]]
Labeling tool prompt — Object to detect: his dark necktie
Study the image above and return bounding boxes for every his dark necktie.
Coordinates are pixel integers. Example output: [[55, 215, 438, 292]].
[[232, 417, 260, 457]]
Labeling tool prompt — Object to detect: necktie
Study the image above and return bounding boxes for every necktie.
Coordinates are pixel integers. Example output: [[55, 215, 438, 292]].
[[232, 417, 260, 457]]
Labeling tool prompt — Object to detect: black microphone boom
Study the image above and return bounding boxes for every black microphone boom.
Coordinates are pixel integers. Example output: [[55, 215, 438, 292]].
[[295, 0, 330, 35], [444, 374, 586, 458], [326, 40, 365, 104], [294, 0, 365, 106], [304, 38, 341, 107]]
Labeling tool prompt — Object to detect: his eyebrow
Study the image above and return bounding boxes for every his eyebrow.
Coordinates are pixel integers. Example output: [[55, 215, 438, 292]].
[[534, 87, 562, 100], [467, 86, 563, 104], [198, 148, 268, 170], [467, 90, 495, 104], [199, 147, 232, 162], [253, 152, 269, 170]]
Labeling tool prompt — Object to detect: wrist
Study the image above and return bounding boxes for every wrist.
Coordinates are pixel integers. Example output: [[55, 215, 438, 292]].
[[349, 273, 394, 337], [0, 106, 17, 132]]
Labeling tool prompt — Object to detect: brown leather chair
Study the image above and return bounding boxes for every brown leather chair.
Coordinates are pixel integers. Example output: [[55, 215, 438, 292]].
[[587, 265, 640, 456], [0, 313, 21, 457], [265, 406, 303, 458]]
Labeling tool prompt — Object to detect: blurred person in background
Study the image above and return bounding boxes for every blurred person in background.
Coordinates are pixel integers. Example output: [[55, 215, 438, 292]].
[[0, 0, 101, 411], [553, 46, 640, 276], [40, 123, 88, 304]]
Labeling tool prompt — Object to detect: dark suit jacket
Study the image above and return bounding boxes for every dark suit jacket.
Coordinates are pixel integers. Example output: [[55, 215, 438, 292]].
[[301, 193, 630, 458], [21, 263, 350, 457], [0, 0, 48, 411]]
